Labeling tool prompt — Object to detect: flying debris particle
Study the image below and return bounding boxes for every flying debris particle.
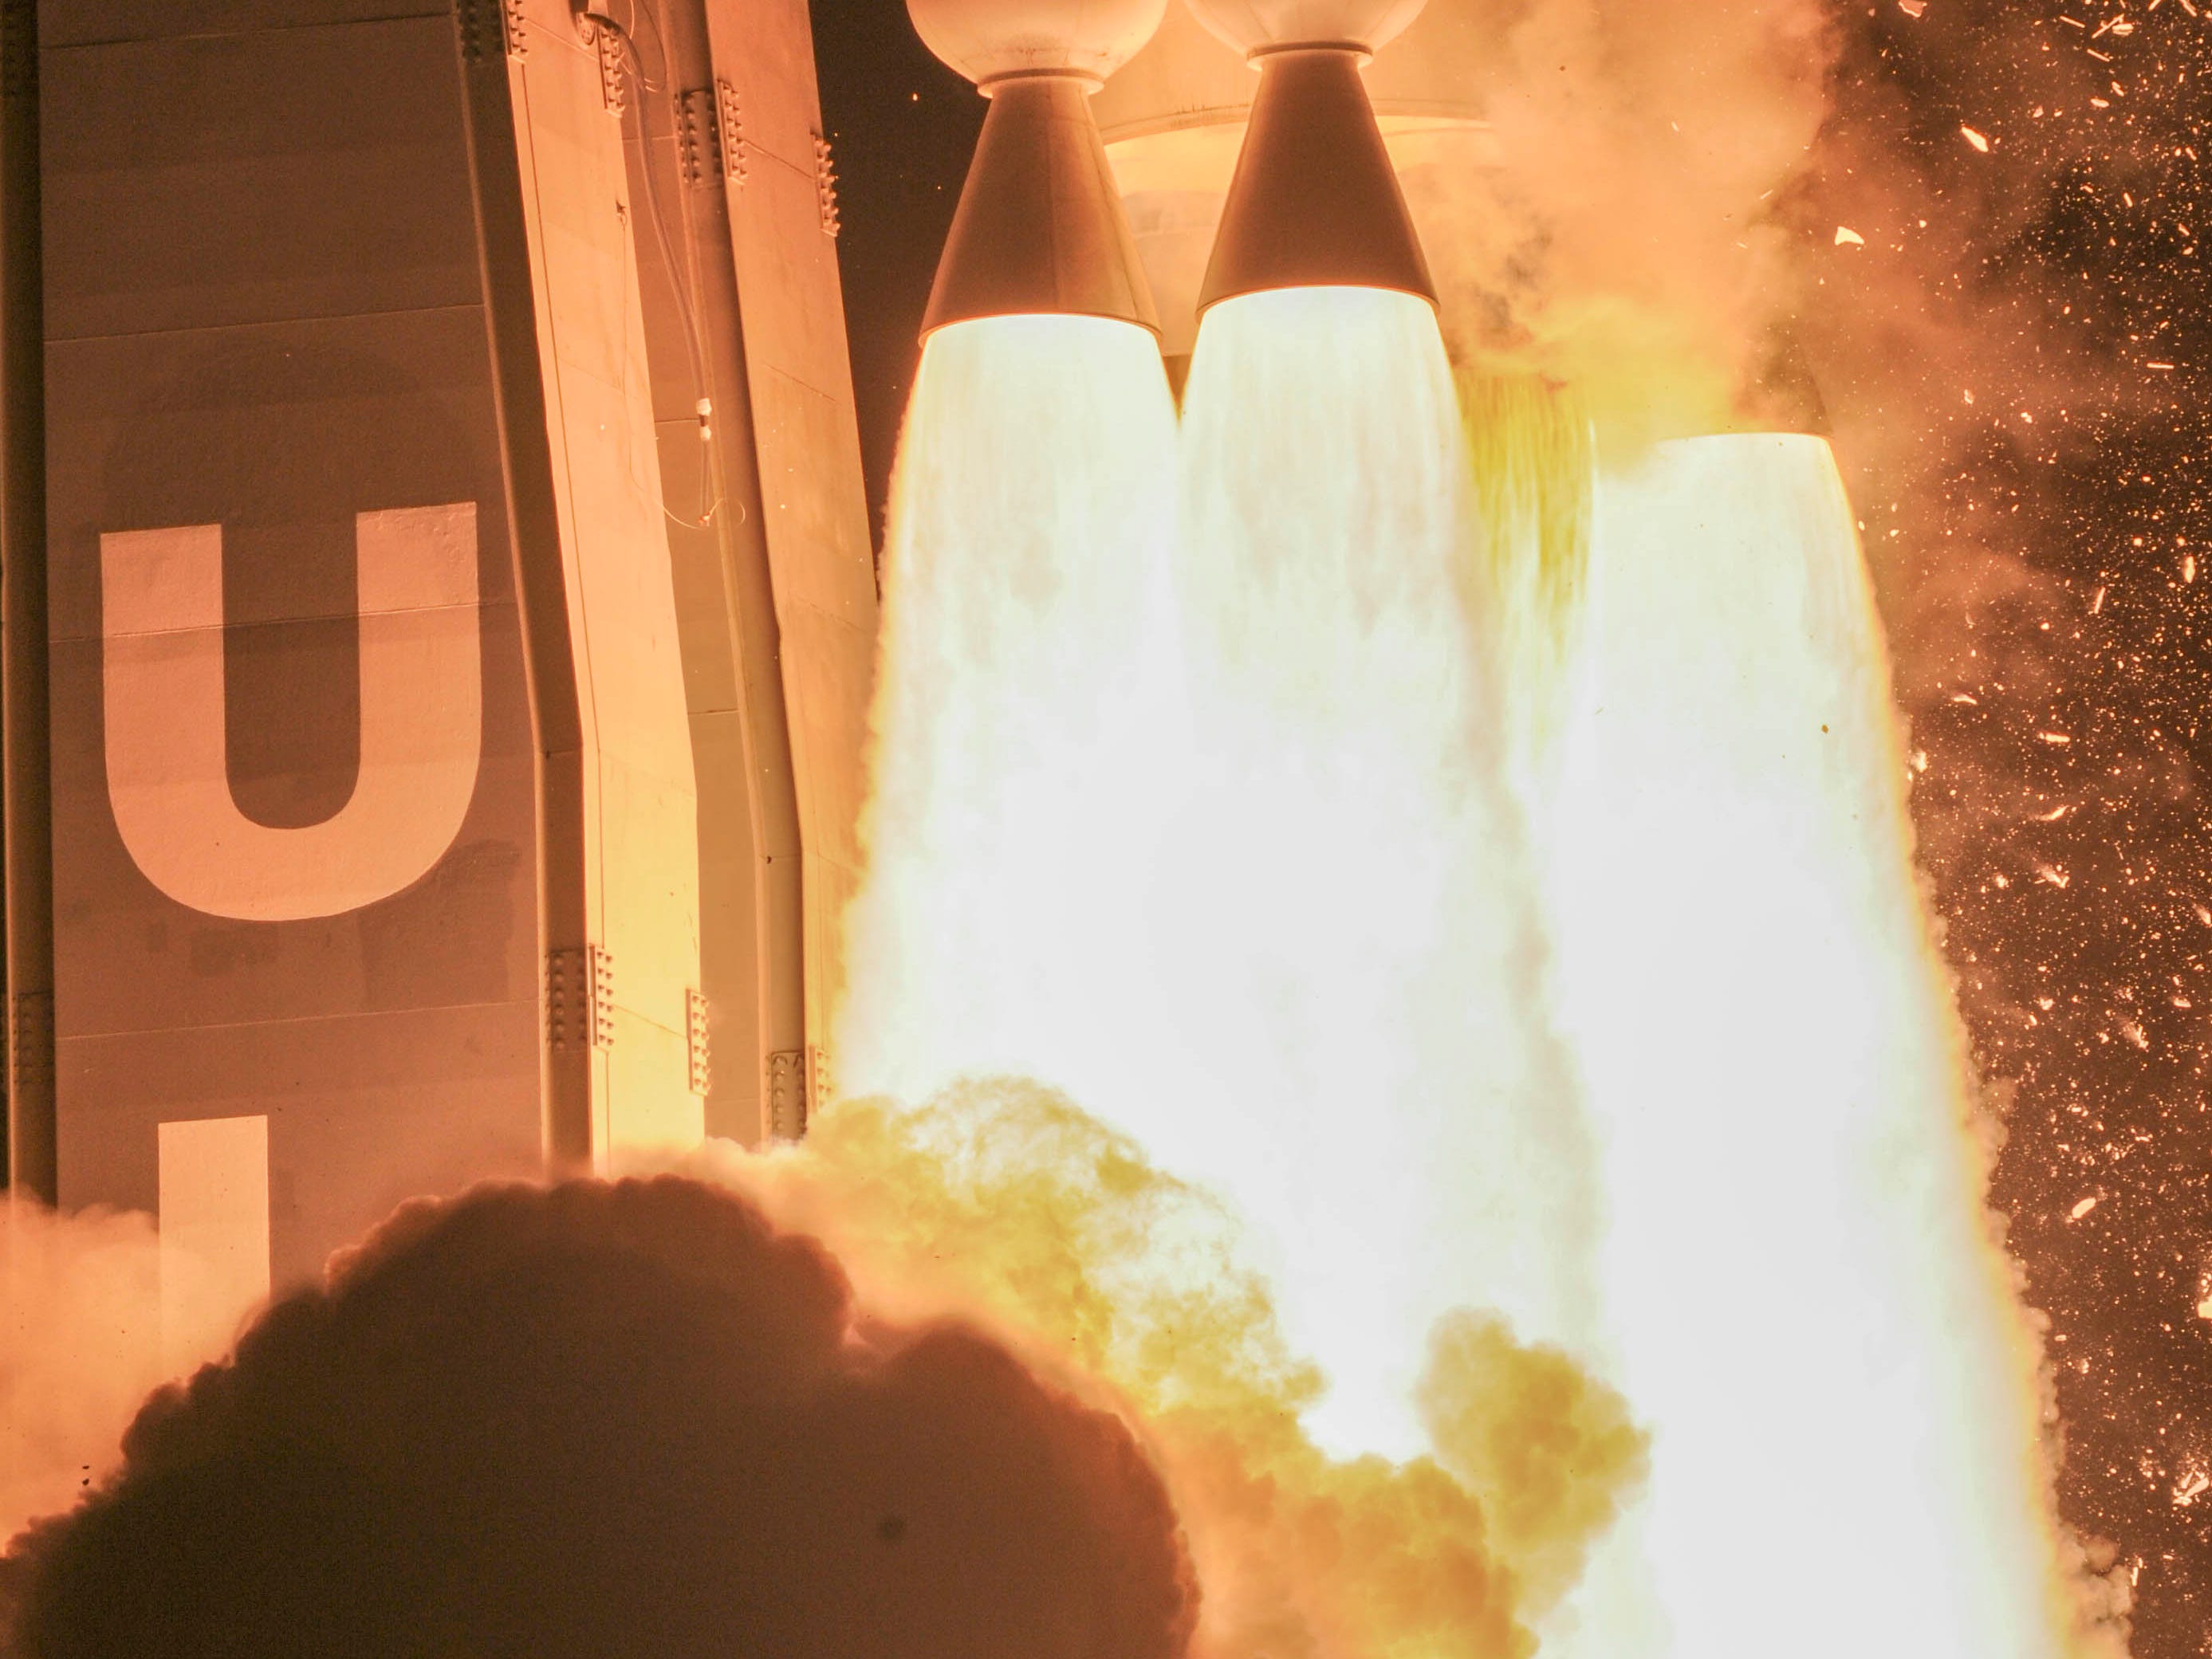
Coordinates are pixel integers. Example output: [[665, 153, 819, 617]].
[[2037, 864, 2072, 888], [2121, 1020, 2150, 1049], [2185, 554, 2197, 583], [1964, 388, 1977, 404], [1950, 691, 1980, 705], [1899, 0, 1925, 13], [1834, 226, 1866, 246], [2174, 1468, 2210, 1507], [2070, 1195, 2100, 1221], [2031, 803, 2073, 821], [2037, 730, 2072, 745], [2147, 361, 2177, 371], [2194, 902, 2212, 926], [2090, 585, 2108, 614], [2197, 1292, 2212, 1320], [1962, 125, 1991, 151]]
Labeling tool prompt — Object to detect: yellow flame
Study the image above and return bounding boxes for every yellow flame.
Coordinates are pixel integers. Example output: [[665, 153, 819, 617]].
[[1454, 369, 1596, 817]]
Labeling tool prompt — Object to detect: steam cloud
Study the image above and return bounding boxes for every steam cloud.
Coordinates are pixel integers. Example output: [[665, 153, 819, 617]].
[[0, 1177, 1197, 1659], [1405, 0, 1835, 445], [0, 1202, 246, 1558]]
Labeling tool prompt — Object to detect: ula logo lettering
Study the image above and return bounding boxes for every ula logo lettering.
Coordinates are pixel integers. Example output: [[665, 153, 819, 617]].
[[100, 503, 483, 922]]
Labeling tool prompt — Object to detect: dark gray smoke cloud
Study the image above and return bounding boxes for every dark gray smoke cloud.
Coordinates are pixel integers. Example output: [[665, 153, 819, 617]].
[[0, 1177, 1197, 1659]]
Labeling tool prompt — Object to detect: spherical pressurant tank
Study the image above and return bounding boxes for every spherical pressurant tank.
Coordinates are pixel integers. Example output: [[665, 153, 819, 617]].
[[1181, 0, 1427, 55], [907, 0, 1171, 86]]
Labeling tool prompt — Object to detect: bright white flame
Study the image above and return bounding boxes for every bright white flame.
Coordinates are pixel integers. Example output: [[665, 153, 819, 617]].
[[837, 313, 1185, 1148], [1536, 434, 2077, 1659], [1162, 287, 1600, 1453], [840, 295, 2082, 1656], [844, 290, 1600, 1459]]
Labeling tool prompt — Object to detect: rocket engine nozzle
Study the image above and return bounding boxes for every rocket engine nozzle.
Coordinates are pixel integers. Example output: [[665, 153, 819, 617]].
[[907, 0, 1167, 338], [1198, 42, 1435, 313], [922, 73, 1160, 338]]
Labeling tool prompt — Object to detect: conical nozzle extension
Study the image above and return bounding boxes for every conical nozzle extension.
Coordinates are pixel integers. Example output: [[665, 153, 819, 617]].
[[922, 73, 1161, 338], [1197, 45, 1435, 313]]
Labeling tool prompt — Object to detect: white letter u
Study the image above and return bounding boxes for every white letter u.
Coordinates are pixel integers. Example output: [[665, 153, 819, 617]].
[[101, 503, 483, 922]]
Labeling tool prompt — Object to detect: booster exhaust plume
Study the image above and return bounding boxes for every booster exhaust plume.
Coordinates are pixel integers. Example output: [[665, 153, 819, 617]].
[[1529, 434, 2095, 1659], [911, 0, 1165, 335]]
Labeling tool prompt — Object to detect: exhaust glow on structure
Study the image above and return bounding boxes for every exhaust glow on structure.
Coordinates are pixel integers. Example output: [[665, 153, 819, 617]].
[[908, 0, 1165, 334]]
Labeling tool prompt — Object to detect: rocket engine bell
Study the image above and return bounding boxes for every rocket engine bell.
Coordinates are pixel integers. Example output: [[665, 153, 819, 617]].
[[1186, 0, 1437, 312], [907, 0, 1167, 335]]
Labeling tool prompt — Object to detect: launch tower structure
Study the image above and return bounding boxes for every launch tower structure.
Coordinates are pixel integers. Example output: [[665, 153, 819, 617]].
[[0, 0, 876, 1297]]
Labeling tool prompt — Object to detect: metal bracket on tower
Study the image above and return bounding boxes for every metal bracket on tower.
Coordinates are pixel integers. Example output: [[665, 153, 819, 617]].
[[676, 87, 722, 187], [546, 946, 616, 1051], [9, 991, 53, 1096], [766, 1048, 827, 1141], [685, 989, 712, 1097], [455, 0, 525, 64], [717, 79, 748, 183], [595, 26, 627, 116], [813, 134, 840, 237]]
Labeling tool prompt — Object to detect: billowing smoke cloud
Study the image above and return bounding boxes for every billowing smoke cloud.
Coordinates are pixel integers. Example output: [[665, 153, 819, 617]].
[[0, 1177, 1197, 1659], [1403, 0, 1836, 446], [714, 1080, 1649, 1659]]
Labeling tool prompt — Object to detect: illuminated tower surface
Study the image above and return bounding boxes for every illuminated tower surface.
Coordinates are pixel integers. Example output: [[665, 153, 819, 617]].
[[0, 0, 876, 1292]]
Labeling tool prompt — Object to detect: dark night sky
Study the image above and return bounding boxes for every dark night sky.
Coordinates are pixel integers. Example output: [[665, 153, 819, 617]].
[[808, 3, 2212, 1652]]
